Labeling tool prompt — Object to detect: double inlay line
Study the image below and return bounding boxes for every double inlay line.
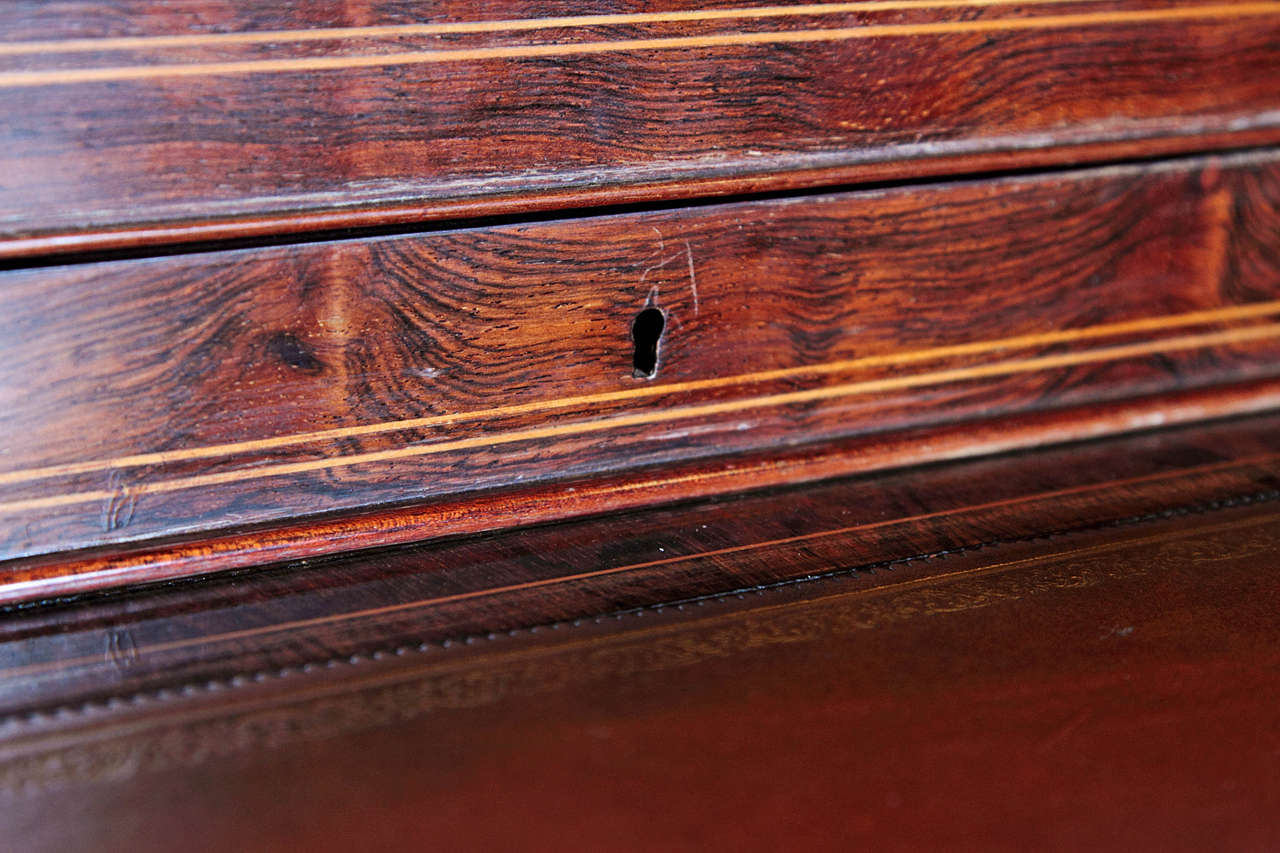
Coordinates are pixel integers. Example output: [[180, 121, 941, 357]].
[[0, 1, 1276, 87], [3, 302, 1280, 513], [0, 0, 1114, 54], [2, 299, 1280, 491]]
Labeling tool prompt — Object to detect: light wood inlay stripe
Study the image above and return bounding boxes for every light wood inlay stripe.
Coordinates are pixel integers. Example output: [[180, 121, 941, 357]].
[[0, 0, 1097, 55], [2, 321, 1279, 514], [2, 300, 1278, 487], [0, 3, 1276, 88]]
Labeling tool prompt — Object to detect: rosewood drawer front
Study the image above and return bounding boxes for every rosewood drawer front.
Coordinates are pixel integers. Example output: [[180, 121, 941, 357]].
[[2, 0, 1280, 256], [2, 151, 1280, 568]]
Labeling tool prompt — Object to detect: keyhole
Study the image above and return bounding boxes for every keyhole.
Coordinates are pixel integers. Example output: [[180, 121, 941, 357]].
[[631, 308, 665, 379]]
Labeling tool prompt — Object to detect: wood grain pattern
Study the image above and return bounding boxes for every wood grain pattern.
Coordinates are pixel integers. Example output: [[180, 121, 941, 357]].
[[5, 2, 1280, 844], [7, 2, 1278, 87], [4, 150, 1280, 570], [2, 0, 1279, 255]]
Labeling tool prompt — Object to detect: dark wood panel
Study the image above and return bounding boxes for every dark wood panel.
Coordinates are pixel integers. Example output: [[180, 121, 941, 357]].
[[3, 417, 1280, 847], [4, 151, 1280, 568], [2, 0, 1280, 254]]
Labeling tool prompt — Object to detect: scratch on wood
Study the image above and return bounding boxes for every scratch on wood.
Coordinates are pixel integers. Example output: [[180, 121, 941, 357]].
[[650, 226, 665, 257], [639, 226, 678, 305], [684, 239, 699, 315]]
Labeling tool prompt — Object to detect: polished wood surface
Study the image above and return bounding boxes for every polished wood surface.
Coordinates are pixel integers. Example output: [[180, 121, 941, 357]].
[[3, 1, 1280, 843], [2, 0, 1279, 256], [5, 151, 1280, 577], [3, 414, 1280, 849]]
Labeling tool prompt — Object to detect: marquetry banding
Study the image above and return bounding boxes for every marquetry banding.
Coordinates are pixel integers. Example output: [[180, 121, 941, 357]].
[[0, 2, 1276, 87], [2, 317, 1279, 514], [2, 299, 1278, 490]]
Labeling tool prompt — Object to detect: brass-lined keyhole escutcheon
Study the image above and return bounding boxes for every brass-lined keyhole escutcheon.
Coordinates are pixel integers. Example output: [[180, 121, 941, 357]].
[[631, 307, 665, 379]]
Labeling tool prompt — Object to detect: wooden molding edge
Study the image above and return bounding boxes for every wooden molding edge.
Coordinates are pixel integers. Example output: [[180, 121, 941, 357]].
[[5, 126, 1280, 263], [3, 378, 1279, 606]]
